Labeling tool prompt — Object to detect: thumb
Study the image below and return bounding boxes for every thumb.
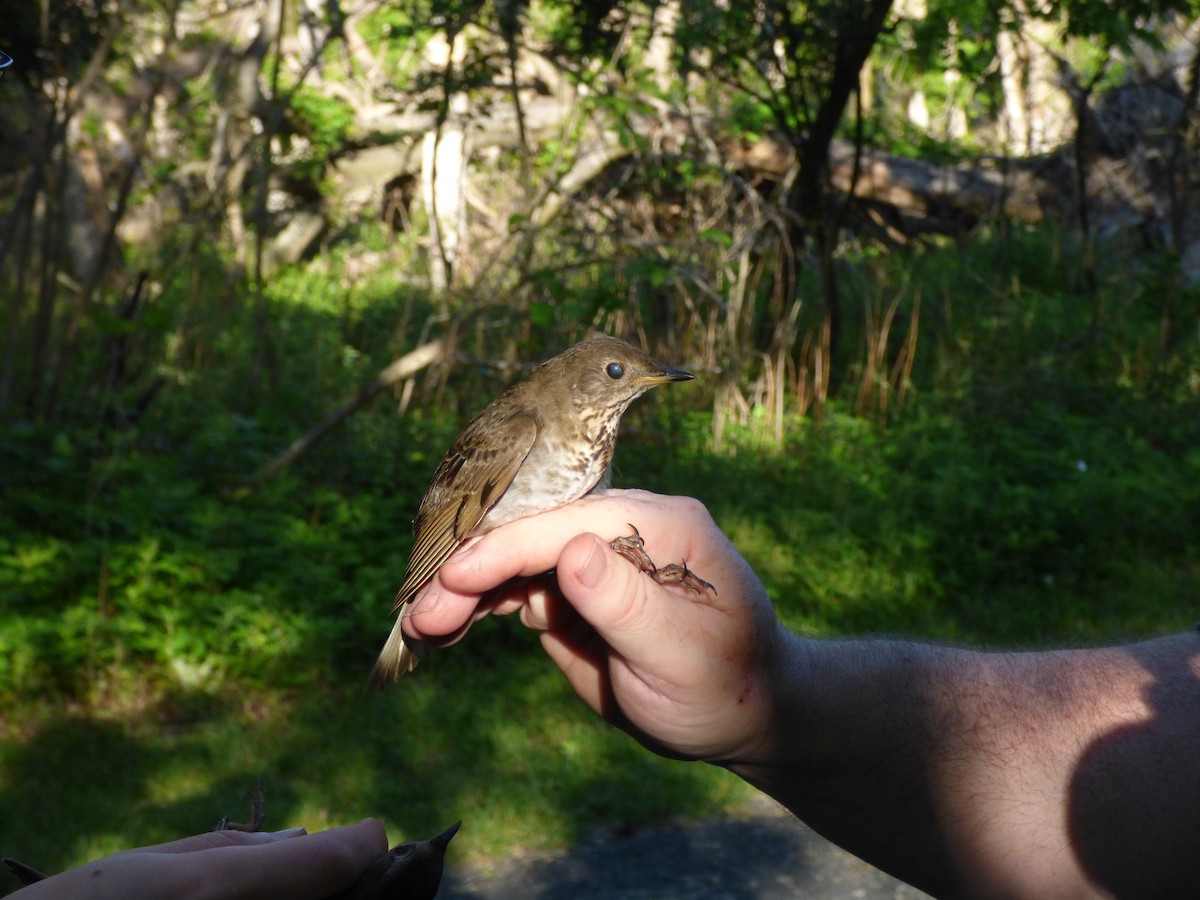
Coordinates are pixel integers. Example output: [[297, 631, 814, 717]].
[[556, 533, 673, 662]]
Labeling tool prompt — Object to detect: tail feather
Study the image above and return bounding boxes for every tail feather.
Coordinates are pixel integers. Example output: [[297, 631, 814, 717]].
[[367, 614, 421, 689]]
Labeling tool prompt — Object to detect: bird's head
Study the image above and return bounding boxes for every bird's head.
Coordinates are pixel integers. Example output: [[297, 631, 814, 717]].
[[555, 335, 693, 411]]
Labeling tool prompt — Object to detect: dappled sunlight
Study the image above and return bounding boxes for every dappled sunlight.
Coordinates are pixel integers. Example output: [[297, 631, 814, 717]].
[[3, 391, 1198, 885], [3, 1, 1200, 892]]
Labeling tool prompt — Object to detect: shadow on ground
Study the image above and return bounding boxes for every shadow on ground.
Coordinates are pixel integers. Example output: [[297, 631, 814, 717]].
[[441, 796, 930, 900]]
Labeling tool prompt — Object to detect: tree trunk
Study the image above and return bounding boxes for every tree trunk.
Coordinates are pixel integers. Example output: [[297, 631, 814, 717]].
[[788, 0, 894, 380], [423, 32, 470, 298], [997, 1, 1072, 154]]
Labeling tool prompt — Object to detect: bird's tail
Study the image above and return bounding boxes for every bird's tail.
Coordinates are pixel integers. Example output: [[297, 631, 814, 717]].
[[367, 613, 421, 688]]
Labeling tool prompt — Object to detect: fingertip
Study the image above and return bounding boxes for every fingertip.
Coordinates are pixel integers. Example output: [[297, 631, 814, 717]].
[[558, 534, 609, 591], [558, 533, 641, 619], [574, 534, 610, 589], [404, 581, 441, 617], [403, 582, 479, 641], [438, 535, 484, 574], [316, 818, 388, 876], [355, 817, 389, 853]]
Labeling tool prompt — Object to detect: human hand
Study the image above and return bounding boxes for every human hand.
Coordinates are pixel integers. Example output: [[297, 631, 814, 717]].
[[403, 490, 786, 765], [12, 820, 386, 899]]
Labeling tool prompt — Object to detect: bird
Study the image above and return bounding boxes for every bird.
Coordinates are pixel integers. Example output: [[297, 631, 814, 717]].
[[2, 857, 45, 887], [329, 821, 462, 900], [368, 333, 706, 686]]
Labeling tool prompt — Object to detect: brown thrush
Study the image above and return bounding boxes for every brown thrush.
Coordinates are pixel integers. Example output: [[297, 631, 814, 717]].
[[369, 334, 706, 686]]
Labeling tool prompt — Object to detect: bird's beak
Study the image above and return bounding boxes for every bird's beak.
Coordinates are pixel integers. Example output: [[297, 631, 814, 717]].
[[434, 821, 463, 847], [640, 365, 694, 385]]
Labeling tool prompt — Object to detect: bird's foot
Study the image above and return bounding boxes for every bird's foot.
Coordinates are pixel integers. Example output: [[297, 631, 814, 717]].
[[649, 561, 716, 594], [214, 776, 266, 832], [610, 526, 657, 575], [610, 525, 716, 594]]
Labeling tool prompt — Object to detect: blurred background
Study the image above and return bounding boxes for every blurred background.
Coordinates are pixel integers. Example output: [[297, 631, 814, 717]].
[[1, 0, 1199, 892]]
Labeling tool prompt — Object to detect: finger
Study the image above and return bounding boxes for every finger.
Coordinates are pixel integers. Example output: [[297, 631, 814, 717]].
[[433, 490, 682, 597], [402, 575, 550, 644], [401, 580, 483, 641], [129, 828, 308, 855], [539, 614, 616, 715], [513, 572, 617, 712], [553, 533, 688, 673], [404, 490, 718, 645], [519, 580, 576, 633], [531, 561, 676, 750], [196, 818, 387, 899]]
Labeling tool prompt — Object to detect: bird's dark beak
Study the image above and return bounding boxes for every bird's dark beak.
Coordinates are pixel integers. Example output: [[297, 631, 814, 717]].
[[642, 365, 694, 385], [434, 821, 463, 847]]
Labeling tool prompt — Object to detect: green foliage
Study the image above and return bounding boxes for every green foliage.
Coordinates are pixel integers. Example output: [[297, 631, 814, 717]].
[[3, 221, 1200, 880], [633, 403, 1197, 647], [284, 89, 356, 189], [536, 0, 624, 63], [7, 0, 1200, 870], [356, 3, 429, 44], [726, 94, 777, 143], [678, 0, 876, 139], [1058, 0, 1200, 47]]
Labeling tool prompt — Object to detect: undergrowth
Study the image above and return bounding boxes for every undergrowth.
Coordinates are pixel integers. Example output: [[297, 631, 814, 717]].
[[2, 226, 1199, 885]]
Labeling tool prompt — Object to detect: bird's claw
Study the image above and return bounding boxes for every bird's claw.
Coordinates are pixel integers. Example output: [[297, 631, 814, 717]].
[[651, 561, 716, 594], [610, 524, 716, 594], [214, 776, 266, 832], [610, 525, 657, 575]]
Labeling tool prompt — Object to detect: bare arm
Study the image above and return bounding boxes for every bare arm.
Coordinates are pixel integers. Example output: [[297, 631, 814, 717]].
[[745, 633, 1200, 897], [409, 490, 1200, 898]]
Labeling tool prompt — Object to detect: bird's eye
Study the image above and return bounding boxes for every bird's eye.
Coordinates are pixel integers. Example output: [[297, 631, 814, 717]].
[[606, 362, 624, 379]]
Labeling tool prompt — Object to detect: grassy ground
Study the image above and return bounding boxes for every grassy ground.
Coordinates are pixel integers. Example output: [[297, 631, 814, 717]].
[[3, 391, 1197, 891], [3, 228, 1200, 891]]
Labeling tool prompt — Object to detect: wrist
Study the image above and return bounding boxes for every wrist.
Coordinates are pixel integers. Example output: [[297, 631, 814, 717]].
[[718, 626, 813, 775]]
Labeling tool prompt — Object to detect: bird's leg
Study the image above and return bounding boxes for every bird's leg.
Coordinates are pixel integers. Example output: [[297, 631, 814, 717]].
[[214, 776, 266, 832], [650, 560, 716, 594], [610, 525, 657, 575], [610, 525, 716, 594]]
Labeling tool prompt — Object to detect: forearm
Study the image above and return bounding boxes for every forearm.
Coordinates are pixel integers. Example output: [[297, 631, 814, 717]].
[[410, 492, 1200, 895], [731, 630, 1200, 898]]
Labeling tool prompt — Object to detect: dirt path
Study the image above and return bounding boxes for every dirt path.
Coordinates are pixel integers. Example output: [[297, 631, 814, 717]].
[[440, 795, 931, 899]]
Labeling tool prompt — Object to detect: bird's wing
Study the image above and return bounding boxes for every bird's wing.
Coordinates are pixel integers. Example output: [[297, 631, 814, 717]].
[[390, 413, 538, 613]]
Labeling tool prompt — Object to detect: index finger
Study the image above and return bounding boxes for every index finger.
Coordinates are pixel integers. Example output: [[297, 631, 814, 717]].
[[445, 489, 713, 590], [185, 819, 387, 899], [403, 490, 721, 642], [121, 827, 308, 855]]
